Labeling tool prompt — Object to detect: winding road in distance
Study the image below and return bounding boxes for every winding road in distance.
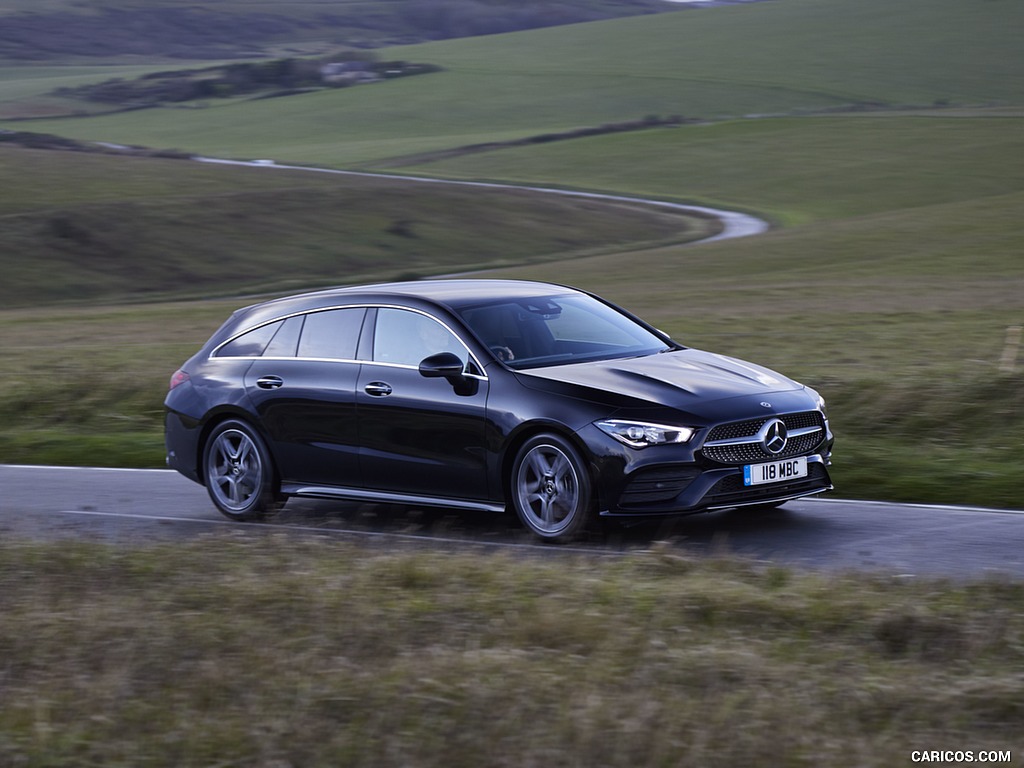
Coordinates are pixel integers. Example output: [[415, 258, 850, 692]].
[[2, 464, 1023, 580], [194, 157, 771, 242]]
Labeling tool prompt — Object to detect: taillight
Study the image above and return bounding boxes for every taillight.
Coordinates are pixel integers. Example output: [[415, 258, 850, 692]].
[[169, 370, 190, 390]]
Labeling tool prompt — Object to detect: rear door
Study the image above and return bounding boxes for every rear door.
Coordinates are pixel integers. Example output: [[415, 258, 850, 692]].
[[243, 308, 366, 486]]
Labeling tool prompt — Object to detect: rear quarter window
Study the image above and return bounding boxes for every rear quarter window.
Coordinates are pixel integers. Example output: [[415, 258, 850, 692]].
[[214, 320, 284, 358]]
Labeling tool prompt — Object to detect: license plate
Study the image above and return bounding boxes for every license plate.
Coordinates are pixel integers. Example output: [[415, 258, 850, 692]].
[[743, 457, 808, 486]]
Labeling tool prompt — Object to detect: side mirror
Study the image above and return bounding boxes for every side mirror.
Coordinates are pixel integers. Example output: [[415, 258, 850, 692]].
[[418, 352, 465, 379], [419, 352, 478, 396]]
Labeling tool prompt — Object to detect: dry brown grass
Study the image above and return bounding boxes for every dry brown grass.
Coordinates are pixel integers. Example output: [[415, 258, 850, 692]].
[[1, 536, 1022, 766]]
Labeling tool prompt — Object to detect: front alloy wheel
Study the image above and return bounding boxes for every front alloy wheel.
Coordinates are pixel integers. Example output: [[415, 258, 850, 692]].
[[203, 420, 279, 521], [511, 433, 593, 541]]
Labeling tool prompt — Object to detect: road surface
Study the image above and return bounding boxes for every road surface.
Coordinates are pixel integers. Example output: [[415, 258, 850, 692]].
[[195, 157, 770, 243], [2, 464, 1022, 580]]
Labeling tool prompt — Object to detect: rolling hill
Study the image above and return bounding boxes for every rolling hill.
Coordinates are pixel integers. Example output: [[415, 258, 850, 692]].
[[3, 0, 1020, 167], [0, 0, 1021, 508]]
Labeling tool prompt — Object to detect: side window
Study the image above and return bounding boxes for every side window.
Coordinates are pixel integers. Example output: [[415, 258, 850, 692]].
[[296, 308, 365, 360], [374, 308, 466, 367], [262, 315, 303, 358], [215, 320, 283, 358]]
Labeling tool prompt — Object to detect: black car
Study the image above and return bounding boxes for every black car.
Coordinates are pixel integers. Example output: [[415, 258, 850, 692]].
[[165, 279, 833, 541]]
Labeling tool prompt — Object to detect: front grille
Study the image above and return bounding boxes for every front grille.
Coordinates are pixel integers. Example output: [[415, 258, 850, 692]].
[[702, 463, 831, 507], [701, 411, 826, 465], [620, 466, 700, 506]]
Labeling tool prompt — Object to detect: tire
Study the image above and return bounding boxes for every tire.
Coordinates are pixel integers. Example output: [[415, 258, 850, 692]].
[[202, 420, 280, 521], [510, 433, 593, 541]]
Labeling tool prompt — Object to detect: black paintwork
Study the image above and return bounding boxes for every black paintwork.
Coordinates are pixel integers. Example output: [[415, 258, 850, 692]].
[[165, 279, 833, 519]]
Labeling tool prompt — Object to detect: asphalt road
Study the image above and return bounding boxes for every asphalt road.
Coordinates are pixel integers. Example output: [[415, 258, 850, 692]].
[[2, 464, 1022, 580], [195, 157, 771, 242]]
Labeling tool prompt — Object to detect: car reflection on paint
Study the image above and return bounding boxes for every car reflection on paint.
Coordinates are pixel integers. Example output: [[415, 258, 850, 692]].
[[164, 280, 833, 541]]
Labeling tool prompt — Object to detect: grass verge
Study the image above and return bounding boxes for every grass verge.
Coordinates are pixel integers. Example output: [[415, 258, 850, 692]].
[[1, 536, 1021, 767]]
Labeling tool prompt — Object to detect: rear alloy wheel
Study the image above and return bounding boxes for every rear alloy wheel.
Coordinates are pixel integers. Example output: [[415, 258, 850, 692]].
[[203, 420, 279, 521], [511, 433, 593, 541]]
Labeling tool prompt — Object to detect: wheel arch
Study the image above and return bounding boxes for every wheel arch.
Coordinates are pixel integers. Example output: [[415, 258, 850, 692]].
[[499, 421, 604, 512], [195, 407, 278, 487]]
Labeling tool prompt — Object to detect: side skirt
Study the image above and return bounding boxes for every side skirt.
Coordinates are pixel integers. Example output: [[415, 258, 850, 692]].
[[281, 483, 506, 514]]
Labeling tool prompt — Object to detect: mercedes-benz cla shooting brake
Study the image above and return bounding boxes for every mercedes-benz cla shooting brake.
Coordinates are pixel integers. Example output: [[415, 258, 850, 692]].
[[165, 280, 833, 541]]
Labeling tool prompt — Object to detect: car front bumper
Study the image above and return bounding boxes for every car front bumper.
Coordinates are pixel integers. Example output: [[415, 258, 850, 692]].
[[597, 454, 833, 517], [577, 421, 834, 518]]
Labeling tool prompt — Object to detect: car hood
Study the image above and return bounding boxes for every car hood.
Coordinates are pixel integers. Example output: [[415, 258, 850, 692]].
[[516, 348, 803, 410]]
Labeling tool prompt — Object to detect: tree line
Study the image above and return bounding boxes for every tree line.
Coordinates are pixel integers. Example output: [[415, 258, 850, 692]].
[[52, 56, 441, 108]]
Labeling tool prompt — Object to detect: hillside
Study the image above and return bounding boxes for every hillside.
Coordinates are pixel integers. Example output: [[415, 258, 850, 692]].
[[5, 0, 1020, 167], [0, 144, 712, 306], [0, 0, 681, 62]]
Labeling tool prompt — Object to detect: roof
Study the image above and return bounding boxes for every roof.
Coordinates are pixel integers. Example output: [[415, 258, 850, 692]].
[[222, 279, 582, 337], [322, 278, 577, 303]]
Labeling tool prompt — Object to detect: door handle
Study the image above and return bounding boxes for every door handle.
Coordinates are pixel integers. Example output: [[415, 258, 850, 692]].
[[364, 381, 393, 397], [255, 376, 284, 390]]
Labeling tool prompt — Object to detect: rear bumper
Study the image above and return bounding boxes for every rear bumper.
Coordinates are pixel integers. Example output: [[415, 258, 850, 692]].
[[164, 409, 203, 485]]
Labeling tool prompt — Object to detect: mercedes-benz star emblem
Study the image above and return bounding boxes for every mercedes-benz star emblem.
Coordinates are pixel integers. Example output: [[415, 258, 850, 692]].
[[761, 418, 788, 455]]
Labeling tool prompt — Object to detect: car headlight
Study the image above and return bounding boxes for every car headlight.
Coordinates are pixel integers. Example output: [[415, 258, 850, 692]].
[[816, 393, 829, 419], [596, 419, 696, 449]]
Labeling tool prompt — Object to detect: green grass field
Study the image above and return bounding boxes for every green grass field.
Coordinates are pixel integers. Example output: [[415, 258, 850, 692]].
[[396, 115, 1024, 224], [6, 0, 1022, 164]]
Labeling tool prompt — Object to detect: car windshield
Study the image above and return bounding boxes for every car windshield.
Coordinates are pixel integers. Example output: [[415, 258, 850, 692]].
[[456, 293, 673, 369]]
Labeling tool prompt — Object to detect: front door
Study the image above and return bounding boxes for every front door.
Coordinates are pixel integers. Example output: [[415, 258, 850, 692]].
[[356, 308, 490, 501]]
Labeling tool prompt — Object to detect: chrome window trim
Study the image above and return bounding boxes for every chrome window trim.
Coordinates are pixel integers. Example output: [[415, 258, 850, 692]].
[[210, 355, 364, 365], [360, 358, 489, 381], [208, 302, 488, 379], [210, 307, 337, 360]]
